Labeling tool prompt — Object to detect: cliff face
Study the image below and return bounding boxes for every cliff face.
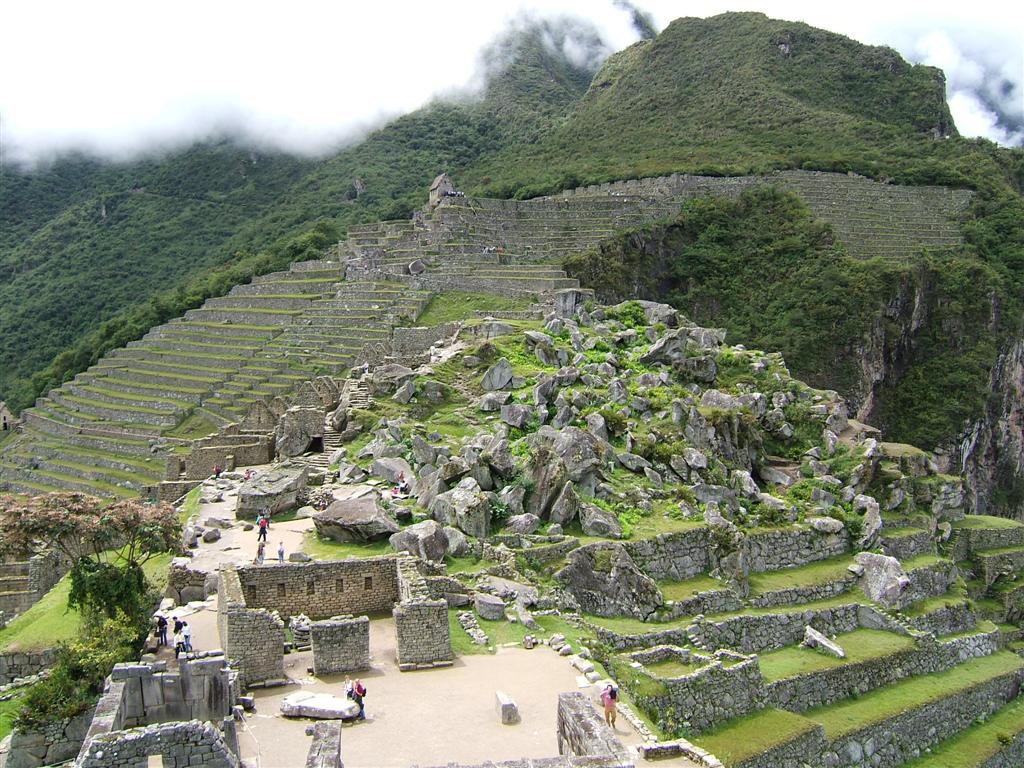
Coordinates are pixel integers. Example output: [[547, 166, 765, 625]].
[[956, 338, 1024, 518], [850, 270, 933, 422]]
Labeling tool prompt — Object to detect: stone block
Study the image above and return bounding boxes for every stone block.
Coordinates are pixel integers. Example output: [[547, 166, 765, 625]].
[[495, 690, 521, 724]]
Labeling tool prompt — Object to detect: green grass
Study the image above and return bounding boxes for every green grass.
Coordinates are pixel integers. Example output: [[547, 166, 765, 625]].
[[694, 708, 819, 766], [903, 696, 1024, 768], [747, 555, 854, 595], [445, 555, 498, 575], [301, 531, 393, 560], [449, 611, 593, 656], [0, 553, 173, 652], [953, 516, 1024, 531], [0, 695, 25, 741], [179, 485, 202, 522], [164, 412, 219, 440], [659, 574, 728, 601], [644, 658, 702, 678], [901, 553, 945, 571], [806, 652, 1024, 739], [757, 629, 916, 682], [413, 292, 535, 326]]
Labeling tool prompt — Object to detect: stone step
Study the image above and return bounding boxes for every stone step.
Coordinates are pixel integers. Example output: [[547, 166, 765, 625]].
[[10, 449, 161, 488], [93, 366, 221, 389], [23, 425, 155, 457], [68, 382, 196, 412], [205, 295, 322, 311], [79, 376, 208, 403], [111, 347, 251, 371], [163, 320, 281, 339], [0, 461, 140, 498]]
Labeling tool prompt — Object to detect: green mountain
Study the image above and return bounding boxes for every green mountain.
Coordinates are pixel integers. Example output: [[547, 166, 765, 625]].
[[3, 11, 1023, 510]]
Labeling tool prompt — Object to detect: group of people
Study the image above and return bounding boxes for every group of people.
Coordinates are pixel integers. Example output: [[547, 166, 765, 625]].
[[344, 677, 367, 720], [390, 473, 411, 498], [253, 511, 288, 565], [155, 615, 193, 658]]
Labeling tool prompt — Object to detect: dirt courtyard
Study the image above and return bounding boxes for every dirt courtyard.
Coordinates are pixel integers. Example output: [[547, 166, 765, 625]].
[[235, 619, 625, 768]]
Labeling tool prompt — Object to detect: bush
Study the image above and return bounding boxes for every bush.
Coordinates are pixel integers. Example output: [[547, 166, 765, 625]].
[[15, 614, 138, 730]]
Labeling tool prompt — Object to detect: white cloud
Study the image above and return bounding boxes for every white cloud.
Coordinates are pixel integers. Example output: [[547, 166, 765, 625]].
[[1, 0, 1020, 165]]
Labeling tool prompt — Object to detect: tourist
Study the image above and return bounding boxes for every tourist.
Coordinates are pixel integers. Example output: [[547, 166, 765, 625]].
[[352, 679, 367, 720], [255, 540, 265, 565], [600, 684, 618, 729], [173, 628, 185, 658], [396, 473, 410, 495], [173, 615, 184, 635], [156, 614, 168, 646], [278, 541, 285, 564], [257, 514, 269, 542], [214, 463, 223, 479], [182, 621, 192, 652]]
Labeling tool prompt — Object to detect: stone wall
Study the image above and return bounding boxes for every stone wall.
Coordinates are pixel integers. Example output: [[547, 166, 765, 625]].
[[623, 646, 763, 734], [728, 723, 828, 768], [906, 601, 977, 635], [899, 560, 957, 608], [182, 433, 274, 481], [556, 691, 633, 766], [624, 528, 712, 581], [110, 655, 237, 727], [823, 666, 1024, 768], [75, 720, 239, 768], [391, 323, 461, 364], [217, 568, 285, 687], [687, 603, 861, 654], [393, 558, 453, 671], [5, 710, 94, 768], [311, 616, 370, 675], [166, 557, 214, 604], [743, 526, 849, 573], [0, 648, 57, 686], [949, 525, 1024, 561], [591, 623, 691, 652], [980, 731, 1024, 768], [236, 557, 399, 619]]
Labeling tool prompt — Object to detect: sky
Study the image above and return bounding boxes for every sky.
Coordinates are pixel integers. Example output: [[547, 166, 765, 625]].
[[1, 0, 1021, 166]]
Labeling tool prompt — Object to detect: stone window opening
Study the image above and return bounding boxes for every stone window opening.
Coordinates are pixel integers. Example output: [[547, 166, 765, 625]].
[[307, 580, 315, 595], [336, 578, 344, 593], [363, 576, 373, 591], [277, 583, 286, 597]]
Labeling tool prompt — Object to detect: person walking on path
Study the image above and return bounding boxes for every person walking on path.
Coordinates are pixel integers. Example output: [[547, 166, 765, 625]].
[[156, 615, 168, 647], [182, 621, 193, 653], [255, 541, 266, 565], [278, 541, 285, 564], [600, 684, 618, 729], [173, 616, 184, 635], [257, 514, 269, 542]]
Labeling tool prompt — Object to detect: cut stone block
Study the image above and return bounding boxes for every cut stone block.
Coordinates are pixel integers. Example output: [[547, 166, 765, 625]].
[[280, 691, 360, 720], [495, 690, 520, 725]]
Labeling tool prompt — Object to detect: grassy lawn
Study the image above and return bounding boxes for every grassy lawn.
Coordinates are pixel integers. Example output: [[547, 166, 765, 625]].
[[414, 292, 535, 326], [445, 555, 499, 575], [903, 696, 1024, 768], [644, 658, 702, 677], [178, 484, 202, 522], [901, 553, 946, 571], [953, 515, 1024, 531], [448, 610, 593, 656], [694, 708, 818, 765], [0, 552, 173, 653], [585, 613, 689, 635], [707, 594, 865, 620], [164, 412, 218, 440], [747, 554, 854, 595], [659, 574, 727, 601], [757, 629, 915, 682], [302, 530, 393, 560], [806, 652, 1024, 739]]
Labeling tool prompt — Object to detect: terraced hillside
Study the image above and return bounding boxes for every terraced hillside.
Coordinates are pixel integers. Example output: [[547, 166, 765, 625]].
[[0, 169, 970, 500]]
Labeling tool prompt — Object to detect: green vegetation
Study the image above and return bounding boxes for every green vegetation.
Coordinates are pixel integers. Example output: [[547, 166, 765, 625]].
[[302, 531, 393, 560], [0, 553, 172, 653], [659, 574, 727, 601], [448, 610, 590, 656], [806, 652, 1024, 738], [953, 515, 1024, 530], [747, 555, 854, 594], [694, 708, 820, 765], [644, 658, 702, 678], [757, 629, 915, 682], [0, 695, 25, 741], [165, 413, 219, 441], [413, 292, 534, 326]]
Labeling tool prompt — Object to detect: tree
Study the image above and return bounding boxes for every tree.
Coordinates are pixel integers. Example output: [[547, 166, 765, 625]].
[[0, 492, 181, 631]]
